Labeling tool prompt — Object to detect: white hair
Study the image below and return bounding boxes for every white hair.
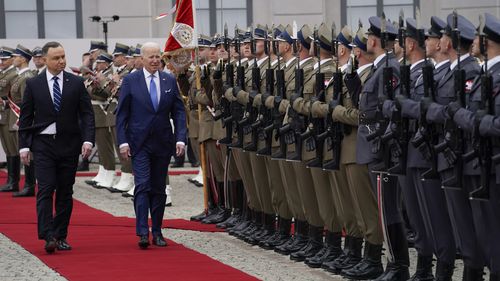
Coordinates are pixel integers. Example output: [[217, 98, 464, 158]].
[[141, 42, 160, 57]]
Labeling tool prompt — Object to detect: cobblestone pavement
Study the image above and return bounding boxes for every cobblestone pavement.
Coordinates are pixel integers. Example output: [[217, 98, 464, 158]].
[[0, 172, 468, 281]]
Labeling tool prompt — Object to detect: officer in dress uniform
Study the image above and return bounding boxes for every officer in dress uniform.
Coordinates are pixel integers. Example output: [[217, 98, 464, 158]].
[[425, 13, 485, 280], [0, 47, 21, 193], [32, 47, 46, 74], [288, 23, 339, 264], [449, 13, 500, 281], [309, 25, 383, 271], [106, 43, 134, 193], [274, 24, 317, 257], [340, 16, 407, 280], [476, 15, 500, 281], [10, 45, 36, 197], [393, 16, 457, 281], [84, 52, 116, 189]]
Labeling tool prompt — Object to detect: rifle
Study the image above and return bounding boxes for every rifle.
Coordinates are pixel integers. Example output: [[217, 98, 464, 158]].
[[380, 10, 409, 175], [256, 27, 279, 156], [227, 25, 246, 148], [322, 23, 343, 171], [304, 25, 326, 169], [280, 30, 306, 161], [268, 36, 287, 158], [241, 26, 261, 152], [434, 10, 464, 189], [464, 15, 492, 200], [217, 23, 235, 145], [367, 13, 392, 173], [411, 9, 440, 180]]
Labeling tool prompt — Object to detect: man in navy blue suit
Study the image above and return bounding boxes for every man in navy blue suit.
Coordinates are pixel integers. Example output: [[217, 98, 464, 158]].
[[116, 42, 187, 249]]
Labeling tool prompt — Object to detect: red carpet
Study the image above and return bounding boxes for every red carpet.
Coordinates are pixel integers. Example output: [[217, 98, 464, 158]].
[[76, 169, 199, 177], [0, 192, 258, 281]]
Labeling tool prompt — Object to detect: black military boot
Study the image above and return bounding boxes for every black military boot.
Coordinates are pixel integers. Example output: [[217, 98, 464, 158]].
[[260, 217, 291, 250], [0, 156, 20, 192], [217, 180, 244, 229], [435, 261, 454, 281], [13, 161, 36, 197], [305, 231, 342, 268], [462, 266, 484, 281], [228, 207, 252, 235], [373, 223, 410, 281], [237, 210, 262, 240], [246, 213, 276, 245], [290, 225, 324, 262], [323, 236, 361, 273], [408, 255, 434, 281], [341, 242, 383, 280], [202, 182, 231, 224], [191, 178, 217, 221], [275, 220, 309, 255]]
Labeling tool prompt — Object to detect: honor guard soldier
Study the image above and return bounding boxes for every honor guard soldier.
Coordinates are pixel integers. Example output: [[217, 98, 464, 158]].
[[309, 24, 383, 271], [448, 13, 500, 281], [107, 43, 134, 193], [32, 47, 46, 74], [10, 45, 36, 197], [131, 44, 143, 73], [0, 47, 21, 193], [88, 41, 107, 70], [425, 12, 484, 280], [288, 22, 338, 264], [341, 16, 407, 280], [125, 46, 136, 72], [475, 14, 500, 281], [84, 52, 116, 189], [392, 15, 457, 280], [274, 24, 316, 257]]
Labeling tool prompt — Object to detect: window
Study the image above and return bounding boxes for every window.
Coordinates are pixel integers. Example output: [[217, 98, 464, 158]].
[[216, 0, 247, 36], [44, 0, 77, 38], [344, 0, 417, 28], [0, 0, 82, 39], [4, 0, 38, 38], [192, 0, 250, 37]]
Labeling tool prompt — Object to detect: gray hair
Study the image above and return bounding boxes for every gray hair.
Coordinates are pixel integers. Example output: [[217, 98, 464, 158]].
[[141, 42, 160, 57]]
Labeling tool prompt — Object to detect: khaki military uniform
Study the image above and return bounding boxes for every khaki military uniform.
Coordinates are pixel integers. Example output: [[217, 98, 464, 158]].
[[0, 66, 19, 156], [292, 58, 339, 230], [9, 68, 35, 133], [108, 65, 132, 174], [311, 64, 383, 244], [87, 67, 116, 170], [195, 63, 225, 183], [212, 59, 241, 182]]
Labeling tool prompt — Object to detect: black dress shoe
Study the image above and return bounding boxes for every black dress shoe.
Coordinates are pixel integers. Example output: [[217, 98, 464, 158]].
[[190, 210, 208, 221], [153, 236, 167, 247], [170, 163, 184, 168], [190, 161, 200, 167], [138, 235, 150, 249], [56, 239, 72, 251], [0, 185, 19, 192], [45, 238, 57, 254], [84, 179, 97, 186]]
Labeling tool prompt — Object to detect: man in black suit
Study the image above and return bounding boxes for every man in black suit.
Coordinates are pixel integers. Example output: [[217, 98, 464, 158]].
[[18, 42, 95, 254]]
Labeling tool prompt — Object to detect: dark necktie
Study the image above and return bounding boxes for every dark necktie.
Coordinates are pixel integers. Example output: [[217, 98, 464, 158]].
[[53, 76, 62, 112]]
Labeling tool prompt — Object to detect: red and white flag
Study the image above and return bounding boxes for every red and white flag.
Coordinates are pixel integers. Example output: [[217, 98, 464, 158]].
[[164, 0, 197, 54]]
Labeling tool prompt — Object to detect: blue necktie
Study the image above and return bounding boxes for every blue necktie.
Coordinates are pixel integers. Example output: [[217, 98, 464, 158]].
[[53, 76, 62, 112], [149, 74, 158, 111]]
